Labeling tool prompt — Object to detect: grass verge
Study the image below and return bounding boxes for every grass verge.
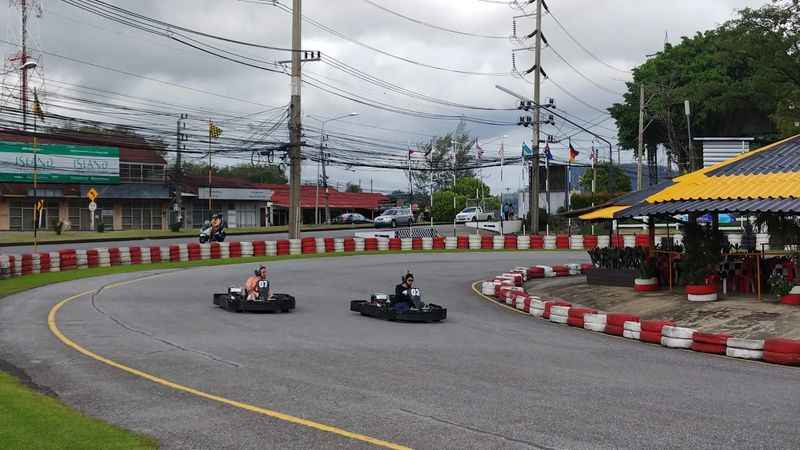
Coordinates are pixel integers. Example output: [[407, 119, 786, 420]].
[[0, 370, 157, 450]]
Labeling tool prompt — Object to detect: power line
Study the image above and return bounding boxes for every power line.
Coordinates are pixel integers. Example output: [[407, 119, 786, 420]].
[[360, 0, 508, 39], [547, 9, 632, 75]]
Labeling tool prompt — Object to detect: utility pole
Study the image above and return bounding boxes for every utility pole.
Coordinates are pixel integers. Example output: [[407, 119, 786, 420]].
[[288, 0, 303, 238], [175, 113, 188, 229], [20, 0, 29, 131], [529, 0, 544, 234], [637, 84, 645, 191], [322, 148, 331, 223], [685, 100, 695, 171]]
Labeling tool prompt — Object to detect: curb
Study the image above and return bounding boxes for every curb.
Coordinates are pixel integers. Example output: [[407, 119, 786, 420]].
[[474, 265, 800, 368]]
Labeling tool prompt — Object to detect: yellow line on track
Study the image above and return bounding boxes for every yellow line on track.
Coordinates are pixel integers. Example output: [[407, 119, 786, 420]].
[[48, 275, 412, 450]]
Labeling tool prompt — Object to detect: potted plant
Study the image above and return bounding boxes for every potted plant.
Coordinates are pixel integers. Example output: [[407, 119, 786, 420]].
[[679, 222, 721, 302], [634, 248, 659, 292]]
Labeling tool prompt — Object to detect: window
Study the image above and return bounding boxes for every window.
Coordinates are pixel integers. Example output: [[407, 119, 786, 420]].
[[9, 200, 58, 231], [120, 162, 166, 183], [462, 208, 476, 213], [122, 202, 163, 230]]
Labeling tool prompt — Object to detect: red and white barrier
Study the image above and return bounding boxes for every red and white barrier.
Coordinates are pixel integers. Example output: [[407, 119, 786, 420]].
[[634, 277, 659, 292], [623, 321, 641, 340], [584, 313, 607, 332], [549, 305, 570, 324]]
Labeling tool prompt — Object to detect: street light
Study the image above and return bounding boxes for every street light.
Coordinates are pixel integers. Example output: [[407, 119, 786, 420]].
[[306, 112, 359, 224]]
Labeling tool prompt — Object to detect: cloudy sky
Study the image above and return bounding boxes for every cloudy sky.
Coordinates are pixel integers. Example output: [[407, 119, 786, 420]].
[[0, 0, 766, 194]]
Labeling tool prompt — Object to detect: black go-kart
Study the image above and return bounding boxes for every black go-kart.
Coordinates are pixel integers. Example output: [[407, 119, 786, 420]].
[[213, 281, 295, 313], [350, 289, 446, 322]]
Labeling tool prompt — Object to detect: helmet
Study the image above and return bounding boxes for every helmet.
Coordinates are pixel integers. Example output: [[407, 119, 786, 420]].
[[254, 265, 267, 276]]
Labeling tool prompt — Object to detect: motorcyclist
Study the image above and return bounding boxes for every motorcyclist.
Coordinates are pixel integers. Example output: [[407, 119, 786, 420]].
[[245, 265, 272, 301], [210, 213, 226, 242], [393, 272, 416, 312]]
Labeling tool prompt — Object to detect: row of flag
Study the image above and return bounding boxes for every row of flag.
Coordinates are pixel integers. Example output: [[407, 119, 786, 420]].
[[406, 139, 594, 163]]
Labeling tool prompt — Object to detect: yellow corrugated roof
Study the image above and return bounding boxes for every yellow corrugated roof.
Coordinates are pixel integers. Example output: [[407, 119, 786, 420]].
[[647, 135, 800, 203], [579, 205, 629, 221]]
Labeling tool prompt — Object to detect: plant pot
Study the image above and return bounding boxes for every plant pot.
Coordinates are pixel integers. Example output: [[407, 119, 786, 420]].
[[780, 294, 800, 306], [686, 284, 717, 302], [634, 277, 659, 292], [790, 285, 800, 295]]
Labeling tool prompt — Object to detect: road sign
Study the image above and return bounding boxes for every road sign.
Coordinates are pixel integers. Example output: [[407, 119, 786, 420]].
[[87, 187, 98, 202], [88, 201, 97, 212]]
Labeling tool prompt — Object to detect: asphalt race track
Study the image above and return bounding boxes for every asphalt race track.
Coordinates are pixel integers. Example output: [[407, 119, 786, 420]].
[[1, 252, 799, 449]]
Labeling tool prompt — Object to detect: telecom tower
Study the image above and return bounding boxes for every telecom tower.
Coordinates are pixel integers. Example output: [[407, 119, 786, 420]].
[[2, 0, 45, 131]]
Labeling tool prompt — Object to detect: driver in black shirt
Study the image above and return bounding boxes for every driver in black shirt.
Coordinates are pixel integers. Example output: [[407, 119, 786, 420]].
[[394, 272, 415, 312]]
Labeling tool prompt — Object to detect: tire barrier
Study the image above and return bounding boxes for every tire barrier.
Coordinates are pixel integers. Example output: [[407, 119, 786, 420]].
[[364, 237, 378, 251], [317, 238, 328, 254], [584, 313, 607, 332], [229, 242, 243, 258], [301, 237, 316, 254], [388, 238, 402, 251], [623, 235, 636, 249], [432, 236, 446, 249], [543, 235, 556, 250], [503, 235, 517, 250], [549, 305, 570, 324], [129, 247, 142, 265], [611, 234, 624, 249], [606, 314, 639, 336], [492, 235, 504, 250], [691, 332, 729, 355], [567, 307, 597, 328], [635, 234, 650, 248], [239, 241, 253, 258], [517, 235, 530, 250], [566, 264, 581, 276], [552, 265, 570, 277], [580, 263, 593, 274], [421, 237, 433, 250], [149, 246, 162, 264], [118, 247, 131, 266], [354, 238, 366, 252], [59, 249, 77, 271], [276, 239, 290, 256], [219, 242, 231, 259], [623, 321, 641, 340], [686, 285, 718, 302], [265, 240, 278, 257], [763, 338, 800, 366], [555, 235, 570, 249], [542, 300, 571, 320], [569, 235, 583, 250], [344, 238, 356, 252], [468, 234, 481, 250], [445, 236, 457, 250], [596, 235, 610, 248], [252, 241, 266, 257], [481, 281, 496, 296], [289, 239, 301, 255], [530, 235, 544, 249], [527, 266, 545, 279], [481, 235, 493, 250], [634, 277, 659, 292], [333, 238, 345, 253], [458, 235, 470, 249], [108, 248, 121, 266], [583, 235, 598, 249], [377, 238, 389, 252], [140, 247, 151, 265], [661, 326, 695, 349]]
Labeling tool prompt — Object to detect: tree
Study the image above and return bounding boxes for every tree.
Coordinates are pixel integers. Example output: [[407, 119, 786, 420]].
[[411, 121, 476, 195], [608, 5, 795, 173], [431, 190, 466, 222], [579, 163, 631, 194], [345, 183, 362, 193], [183, 162, 287, 184]]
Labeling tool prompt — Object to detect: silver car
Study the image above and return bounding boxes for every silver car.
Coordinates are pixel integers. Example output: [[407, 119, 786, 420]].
[[374, 208, 414, 228]]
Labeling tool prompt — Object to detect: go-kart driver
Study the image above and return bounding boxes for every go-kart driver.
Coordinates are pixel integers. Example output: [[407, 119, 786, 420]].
[[245, 265, 273, 301], [393, 272, 416, 313]]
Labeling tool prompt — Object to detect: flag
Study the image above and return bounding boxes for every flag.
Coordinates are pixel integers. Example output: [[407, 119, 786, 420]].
[[568, 143, 579, 162], [544, 143, 553, 161], [209, 121, 222, 139], [522, 142, 533, 158], [499, 142, 505, 161], [32, 89, 45, 122], [475, 139, 484, 160], [408, 147, 416, 158]]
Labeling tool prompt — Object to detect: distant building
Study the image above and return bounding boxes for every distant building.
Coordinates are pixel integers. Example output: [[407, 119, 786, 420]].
[[695, 137, 754, 168]]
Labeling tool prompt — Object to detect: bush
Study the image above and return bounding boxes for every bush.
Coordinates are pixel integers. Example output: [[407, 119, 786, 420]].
[[170, 220, 183, 233], [96, 221, 105, 233]]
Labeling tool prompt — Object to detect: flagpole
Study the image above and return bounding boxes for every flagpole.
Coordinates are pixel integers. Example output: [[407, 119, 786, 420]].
[[591, 142, 597, 235], [33, 113, 38, 252], [545, 146, 550, 236], [429, 138, 434, 228]]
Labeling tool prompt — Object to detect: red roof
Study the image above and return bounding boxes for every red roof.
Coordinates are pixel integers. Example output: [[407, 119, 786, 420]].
[[264, 184, 388, 209], [0, 130, 166, 165]]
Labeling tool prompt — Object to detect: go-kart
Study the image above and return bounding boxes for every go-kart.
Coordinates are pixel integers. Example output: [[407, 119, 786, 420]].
[[350, 288, 446, 322], [213, 280, 295, 313]]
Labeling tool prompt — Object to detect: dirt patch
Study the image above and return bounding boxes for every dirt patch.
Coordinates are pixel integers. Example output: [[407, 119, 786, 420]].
[[528, 277, 800, 340]]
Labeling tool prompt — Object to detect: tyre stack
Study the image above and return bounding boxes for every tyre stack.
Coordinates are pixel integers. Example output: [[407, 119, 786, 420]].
[[289, 239, 302, 255], [252, 240, 266, 256], [763, 338, 800, 366], [240, 241, 254, 257], [640, 320, 674, 344], [493, 278, 513, 297], [346, 238, 358, 252], [0, 256, 10, 279], [21, 254, 35, 275], [48, 252, 61, 272], [363, 237, 377, 251], [315, 238, 326, 254], [530, 235, 544, 249], [229, 242, 242, 258], [580, 263, 594, 274], [266, 240, 278, 256], [555, 235, 570, 249], [445, 236, 457, 250], [400, 238, 412, 251], [504, 287, 525, 306], [421, 237, 433, 250], [96, 249, 112, 267], [432, 236, 446, 249], [481, 281, 496, 296], [157, 247, 168, 263], [514, 292, 530, 311], [210, 242, 222, 259], [596, 235, 610, 248], [512, 267, 529, 281], [569, 235, 584, 250], [542, 300, 571, 320], [129, 247, 142, 265], [39, 252, 51, 273], [118, 248, 131, 266], [543, 235, 557, 250], [324, 238, 335, 253], [550, 305, 570, 324], [691, 332, 729, 355], [219, 242, 231, 259], [567, 307, 597, 328], [333, 238, 345, 253], [583, 313, 607, 332], [527, 266, 545, 279], [301, 237, 316, 254], [468, 234, 481, 250], [140, 247, 151, 265], [504, 235, 517, 249], [726, 338, 764, 360], [535, 265, 555, 278], [551, 265, 570, 277], [529, 298, 546, 317], [377, 238, 390, 251], [481, 235, 493, 249], [567, 264, 581, 276], [354, 238, 366, 252], [661, 326, 696, 349], [30, 253, 42, 273], [59, 250, 77, 271], [276, 240, 290, 256], [583, 235, 598, 249], [199, 243, 211, 260], [517, 235, 530, 250], [605, 314, 639, 336], [623, 321, 641, 340], [492, 235, 503, 250], [457, 235, 469, 249]]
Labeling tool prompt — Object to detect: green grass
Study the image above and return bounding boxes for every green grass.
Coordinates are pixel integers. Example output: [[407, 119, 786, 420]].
[[0, 371, 157, 450], [0, 224, 373, 245]]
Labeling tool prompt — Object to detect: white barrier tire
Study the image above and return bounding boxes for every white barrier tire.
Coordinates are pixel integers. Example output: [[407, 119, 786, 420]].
[[530, 307, 545, 318], [584, 322, 606, 332], [726, 338, 765, 350], [623, 330, 640, 340], [725, 347, 764, 360], [550, 305, 570, 317], [584, 313, 607, 325], [661, 337, 693, 349], [688, 293, 718, 302], [662, 326, 696, 339], [550, 315, 568, 324], [623, 321, 641, 332]]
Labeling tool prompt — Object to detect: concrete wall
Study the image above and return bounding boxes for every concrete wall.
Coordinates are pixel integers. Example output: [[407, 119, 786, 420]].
[[0, 198, 8, 231]]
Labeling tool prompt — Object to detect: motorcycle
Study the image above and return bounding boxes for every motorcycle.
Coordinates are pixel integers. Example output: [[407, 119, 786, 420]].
[[199, 220, 226, 243]]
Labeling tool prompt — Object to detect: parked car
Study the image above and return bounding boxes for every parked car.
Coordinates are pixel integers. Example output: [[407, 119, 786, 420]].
[[455, 207, 494, 223], [334, 213, 372, 224], [374, 208, 414, 228]]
